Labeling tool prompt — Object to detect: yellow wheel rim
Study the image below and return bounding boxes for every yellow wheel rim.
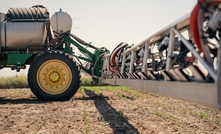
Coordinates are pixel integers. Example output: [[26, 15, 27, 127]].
[[37, 59, 72, 94]]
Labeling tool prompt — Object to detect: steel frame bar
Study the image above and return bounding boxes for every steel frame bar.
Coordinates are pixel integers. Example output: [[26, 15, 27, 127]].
[[172, 28, 217, 81], [142, 42, 149, 73], [121, 55, 126, 74], [166, 29, 175, 71], [217, 45, 221, 108]]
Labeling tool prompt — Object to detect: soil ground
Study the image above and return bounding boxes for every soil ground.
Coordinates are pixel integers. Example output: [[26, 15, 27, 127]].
[[0, 87, 221, 134]]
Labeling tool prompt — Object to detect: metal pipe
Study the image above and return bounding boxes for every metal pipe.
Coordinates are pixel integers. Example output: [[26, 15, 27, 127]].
[[129, 51, 135, 73], [166, 29, 175, 71], [92, 53, 106, 79], [217, 44, 221, 109], [142, 42, 149, 73], [121, 54, 126, 74], [101, 55, 109, 78], [172, 28, 217, 81]]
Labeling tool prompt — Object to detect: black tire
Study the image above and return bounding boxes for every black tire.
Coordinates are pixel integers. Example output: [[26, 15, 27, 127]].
[[28, 51, 81, 101]]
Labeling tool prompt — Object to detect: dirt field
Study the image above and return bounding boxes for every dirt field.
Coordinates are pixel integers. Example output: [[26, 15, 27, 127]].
[[0, 87, 221, 134]]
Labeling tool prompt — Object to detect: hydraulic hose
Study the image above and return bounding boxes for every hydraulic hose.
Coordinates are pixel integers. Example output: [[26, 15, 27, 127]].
[[92, 53, 106, 79], [44, 33, 62, 51], [108, 42, 128, 73], [190, 0, 221, 58]]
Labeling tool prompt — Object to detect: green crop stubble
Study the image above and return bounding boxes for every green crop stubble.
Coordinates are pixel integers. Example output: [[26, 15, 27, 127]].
[[199, 112, 208, 119], [79, 87, 86, 99], [216, 117, 221, 124], [81, 86, 140, 100], [34, 115, 50, 134], [118, 110, 128, 121], [83, 111, 90, 134], [182, 108, 187, 114], [153, 110, 188, 128], [154, 111, 176, 122]]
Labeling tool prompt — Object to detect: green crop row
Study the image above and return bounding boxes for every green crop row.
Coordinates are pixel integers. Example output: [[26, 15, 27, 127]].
[[0, 76, 93, 89], [0, 76, 29, 89]]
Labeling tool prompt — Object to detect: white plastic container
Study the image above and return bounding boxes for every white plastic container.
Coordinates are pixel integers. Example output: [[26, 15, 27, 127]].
[[51, 10, 72, 33]]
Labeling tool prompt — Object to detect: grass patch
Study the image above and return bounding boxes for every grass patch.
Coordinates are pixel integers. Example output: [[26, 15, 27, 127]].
[[79, 87, 86, 99], [156, 101, 161, 106], [83, 111, 90, 134], [154, 101, 176, 110], [0, 76, 28, 89], [153, 111, 188, 127], [149, 93, 161, 98], [113, 90, 124, 99], [189, 109, 193, 115], [199, 112, 208, 119], [80, 76, 93, 86], [98, 92, 104, 98], [182, 109, 187, 114], [216, 117, 221, 124], [154, 111, 176, 122], [193, 104, 199, 108], [83, 86, 140, 99], [188, 109, 208, 120]]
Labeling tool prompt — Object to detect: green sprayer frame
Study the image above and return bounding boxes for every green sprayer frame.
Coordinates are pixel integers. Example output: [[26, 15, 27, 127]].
[[1, 34, 105, 84]]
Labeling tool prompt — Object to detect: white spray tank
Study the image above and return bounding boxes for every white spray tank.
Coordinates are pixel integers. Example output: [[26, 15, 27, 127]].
[[51, 9, 72, 33]]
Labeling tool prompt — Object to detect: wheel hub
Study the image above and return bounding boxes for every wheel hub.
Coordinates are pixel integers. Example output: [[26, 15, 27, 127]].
[[49, 71, 61, 83]]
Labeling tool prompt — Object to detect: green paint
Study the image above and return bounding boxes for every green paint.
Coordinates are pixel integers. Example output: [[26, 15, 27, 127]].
[[63, 35, 104, 84], [64, 42, 74, 54], [64, 36, 94, 57], [7, 53, 32, 65], [78, 56, 93, 63]]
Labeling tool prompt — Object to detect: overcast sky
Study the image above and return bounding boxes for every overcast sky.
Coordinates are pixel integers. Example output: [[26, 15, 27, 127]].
[[0, 0, 197, 77]]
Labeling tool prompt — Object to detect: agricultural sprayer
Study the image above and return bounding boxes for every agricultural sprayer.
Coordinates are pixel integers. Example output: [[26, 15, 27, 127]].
[[0, 5, 108, 101], [1, 0, 221, 109]]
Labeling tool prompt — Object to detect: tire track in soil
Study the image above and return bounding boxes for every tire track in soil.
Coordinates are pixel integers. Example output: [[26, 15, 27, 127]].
[[84, 89, 140, 134]]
